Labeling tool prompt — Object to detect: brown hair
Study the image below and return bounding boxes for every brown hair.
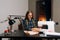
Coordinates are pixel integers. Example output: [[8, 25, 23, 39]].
[[25, 10, 34, 20]]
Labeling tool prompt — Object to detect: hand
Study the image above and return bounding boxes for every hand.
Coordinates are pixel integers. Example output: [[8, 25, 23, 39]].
[[31, 28, 40, 32], [24, 31, 30, 35]]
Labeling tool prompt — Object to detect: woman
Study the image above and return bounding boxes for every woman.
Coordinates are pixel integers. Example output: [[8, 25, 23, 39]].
[[23, 10, 37, 31]]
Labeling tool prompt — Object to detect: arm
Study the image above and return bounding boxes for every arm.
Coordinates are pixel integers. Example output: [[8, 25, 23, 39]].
[[22, 19, 28, 30]]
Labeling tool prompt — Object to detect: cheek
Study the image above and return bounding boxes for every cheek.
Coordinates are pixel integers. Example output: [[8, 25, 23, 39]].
[[29, 16, 32, 18], [28, 15, 32, 18], [28, 16, 32, 19], [31, 16, 32, 18]]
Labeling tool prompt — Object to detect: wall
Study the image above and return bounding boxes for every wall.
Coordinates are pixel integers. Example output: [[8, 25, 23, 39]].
[[29, 0, 60, 32], [52, 0, 60, 32], [0, 0, 28, 34], [28, 0, 36, 18]]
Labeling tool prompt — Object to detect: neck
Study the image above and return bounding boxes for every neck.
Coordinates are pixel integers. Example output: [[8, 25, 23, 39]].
[[29, 18, 32, 21]]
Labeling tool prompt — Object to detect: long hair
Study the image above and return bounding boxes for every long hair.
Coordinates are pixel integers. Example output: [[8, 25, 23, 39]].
[[25, 10, 34, 20]]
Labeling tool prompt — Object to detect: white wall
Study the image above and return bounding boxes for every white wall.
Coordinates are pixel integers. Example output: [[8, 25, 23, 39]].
[[28, 0, 37, 18], [52, 0, 60, 32], [0, 0, 28, 34]]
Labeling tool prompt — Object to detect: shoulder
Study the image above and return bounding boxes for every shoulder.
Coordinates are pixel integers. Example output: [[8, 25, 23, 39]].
[[22, 19, 26, 21], [32, 19, 37, 21], [22, 19, 24, 21]]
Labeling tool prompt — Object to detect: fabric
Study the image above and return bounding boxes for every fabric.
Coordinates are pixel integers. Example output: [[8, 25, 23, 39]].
[[22, 19, 37, 30]]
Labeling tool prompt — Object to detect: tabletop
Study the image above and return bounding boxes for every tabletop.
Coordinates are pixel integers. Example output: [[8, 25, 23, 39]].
[[0, 30, 60, 39]]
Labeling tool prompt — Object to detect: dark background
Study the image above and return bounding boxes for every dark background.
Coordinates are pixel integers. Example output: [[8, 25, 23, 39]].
[[36, 0, 51, 21]]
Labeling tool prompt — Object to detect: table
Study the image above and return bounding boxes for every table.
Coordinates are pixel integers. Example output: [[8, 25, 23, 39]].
[[0, 30, 60, 40], [0, 30, 25, 40]]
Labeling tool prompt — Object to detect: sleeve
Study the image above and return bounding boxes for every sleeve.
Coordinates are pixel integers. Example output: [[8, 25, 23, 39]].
[[34, 19, 38, 28], [22, 19, 28, 30]]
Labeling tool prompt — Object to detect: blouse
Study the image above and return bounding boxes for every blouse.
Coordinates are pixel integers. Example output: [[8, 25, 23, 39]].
[[22, 19, 37, 30]]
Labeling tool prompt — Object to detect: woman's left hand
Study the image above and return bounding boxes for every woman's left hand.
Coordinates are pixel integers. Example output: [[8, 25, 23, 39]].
[[31, 28, 40, 32]]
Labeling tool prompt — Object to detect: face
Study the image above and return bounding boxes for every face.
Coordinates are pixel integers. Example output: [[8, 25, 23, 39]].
[[28, 12, 33, 20]]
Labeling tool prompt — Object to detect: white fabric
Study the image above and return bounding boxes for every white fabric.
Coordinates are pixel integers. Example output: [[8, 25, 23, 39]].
[[45, 32, 60, 36]]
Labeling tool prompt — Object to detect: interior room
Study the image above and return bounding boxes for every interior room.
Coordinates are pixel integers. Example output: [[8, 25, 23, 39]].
[[0, 0, 60, 40]]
